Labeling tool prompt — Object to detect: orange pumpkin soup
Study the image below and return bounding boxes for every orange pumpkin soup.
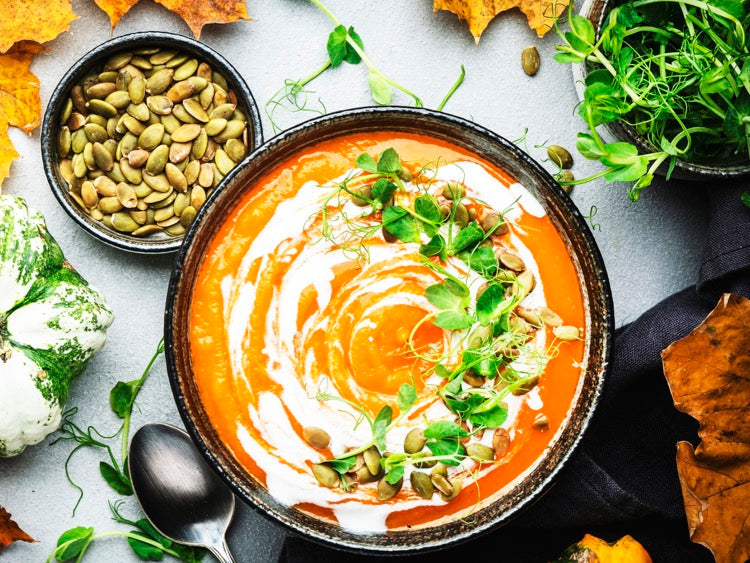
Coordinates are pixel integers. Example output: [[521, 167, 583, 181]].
[[190, 132, 585, 533]]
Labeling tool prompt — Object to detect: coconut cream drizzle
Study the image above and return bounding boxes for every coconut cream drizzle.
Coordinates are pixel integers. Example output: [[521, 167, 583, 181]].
[[223, 161, 551, 532]]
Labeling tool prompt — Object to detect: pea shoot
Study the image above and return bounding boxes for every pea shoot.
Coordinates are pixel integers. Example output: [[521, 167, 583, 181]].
[[556, 0, 750, 200], [265, 0, 466, 132]]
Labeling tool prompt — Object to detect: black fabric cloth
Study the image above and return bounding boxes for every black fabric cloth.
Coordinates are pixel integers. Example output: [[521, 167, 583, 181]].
[[280, 181, 750, 563]]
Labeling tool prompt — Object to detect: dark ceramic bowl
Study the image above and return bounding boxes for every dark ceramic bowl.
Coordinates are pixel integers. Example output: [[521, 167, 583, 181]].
[[165, 107, 614, 553], [573, 0, 750, 181], [41, 32, 263, 254]]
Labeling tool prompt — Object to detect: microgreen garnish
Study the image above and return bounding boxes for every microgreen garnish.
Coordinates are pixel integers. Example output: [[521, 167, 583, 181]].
[[265, 0, 466, 132], [48, 341, 203, 562], [742, 191, 750, 208], [556, 0, 750, 201]]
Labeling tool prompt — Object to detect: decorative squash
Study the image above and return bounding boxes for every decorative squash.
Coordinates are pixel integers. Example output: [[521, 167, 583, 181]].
[[0, 195, 114, 456], [555, 534, 653, 563]]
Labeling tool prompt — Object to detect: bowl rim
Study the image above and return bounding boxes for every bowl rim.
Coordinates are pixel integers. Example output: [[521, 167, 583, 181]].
[[573, 0, 750, 180], [40, 30, 264, 254], [164, 106, 615, 554]]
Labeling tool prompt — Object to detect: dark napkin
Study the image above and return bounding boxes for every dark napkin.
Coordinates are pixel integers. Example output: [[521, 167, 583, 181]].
[[280, 182, 750, 562]]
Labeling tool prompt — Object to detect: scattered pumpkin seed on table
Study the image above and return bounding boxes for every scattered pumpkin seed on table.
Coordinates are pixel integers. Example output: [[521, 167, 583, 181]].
[[56, 47, 251, 238]]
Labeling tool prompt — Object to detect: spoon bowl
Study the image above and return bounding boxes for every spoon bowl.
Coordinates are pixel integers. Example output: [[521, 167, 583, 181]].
[[128, 423, 237, 562]]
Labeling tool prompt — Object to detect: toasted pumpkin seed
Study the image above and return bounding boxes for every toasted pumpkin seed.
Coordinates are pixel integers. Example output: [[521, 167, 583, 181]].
[[454, 203, 469, 227], [127, 149, 149, 169], [171, 123, 202, 143], [404, 428, 426, 454], [144, 187, 174, 204], [184, 160, 200, 185], [165, 53, 189, 69], [547, 145, 573, 169], [225, 138, 247, 162], [166, 80, 195, 103], [104, 52, 133, 71], [539, 307, 563, 327], [214, 149, 235, 176], [410, 471, 434, 499], [99, 196, 123, 214], [104, 90, 131, 109], [210, 103, 236, 120], [183, 98, 209, 122], [442, 183, 465, 200], [60, 98, 73, 125], [122, 114, 146, 135], [463, 370, 485, 388], [521, 46, 541, 76], [165, 162, 188, 192], [143, 172, 171, 193], [165, 223, 186, 236], [492, 428, 510, 458], [199, 83, 214, 109], [190, 186, 206, 209], [196, 62, 212, 81], [430, 473, 453, 496], [179, 205, 197, 228], [81, 181, 98, 207], [191, 129, 208, 159], [86, 82, 117, 100], [87, 99, 118, 118], [93, 175, 117, 196], [92, 142, 114, 171], [197, 163, 213, 188], [466, 443, 494, 462], [554, 325, 580, 341], [146, 144, 169, 175], [377, 477, 402, 501], [312, 464, 339, 488], [302, 426, 330, 449], [138, 123, 165, 150], [57, 126, 72, 157], [214, 119, 244, 142], [83, 123, 109, 144], [115, 182, 138, 209], [131, 224, 163, 237], [174, 58, 198, 81], [146, 68, 174, 95], [363, 447, 381, 476], [439, 478, 462, 501]]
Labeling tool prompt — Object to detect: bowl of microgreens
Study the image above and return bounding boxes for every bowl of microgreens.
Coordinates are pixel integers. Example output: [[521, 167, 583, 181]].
[[165, 107, 613, 553], [556, 0, 750, 200]]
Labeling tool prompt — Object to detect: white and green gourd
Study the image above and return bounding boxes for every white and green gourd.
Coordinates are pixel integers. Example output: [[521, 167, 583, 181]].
[[0, 195, 114, 456]]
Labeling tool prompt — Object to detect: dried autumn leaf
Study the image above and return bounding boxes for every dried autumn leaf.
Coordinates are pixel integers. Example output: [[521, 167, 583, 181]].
[[662, 293, 750, 563], [0, 505, 35, 552], [92, 0, 250, 38], [434, 0, 567, 42], [0, 0, 77, 54], [0, 42, 43, 188], [93, 0, 140, 29]]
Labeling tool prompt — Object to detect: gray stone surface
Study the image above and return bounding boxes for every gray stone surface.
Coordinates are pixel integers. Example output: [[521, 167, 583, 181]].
[[0, 0, 708, 561]]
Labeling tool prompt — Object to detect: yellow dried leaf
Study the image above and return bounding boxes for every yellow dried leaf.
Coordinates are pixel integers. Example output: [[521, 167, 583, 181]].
[[0, 43, 43, 190], [92, 0, 250, 38], [93, 0, 140, 29], [434, 0, 567, 42], [0, 0, 77, 54]]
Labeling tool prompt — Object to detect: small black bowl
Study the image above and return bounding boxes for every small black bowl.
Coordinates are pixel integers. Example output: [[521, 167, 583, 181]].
[[41, 31, 263, 254], [165, 107, 614, 554]]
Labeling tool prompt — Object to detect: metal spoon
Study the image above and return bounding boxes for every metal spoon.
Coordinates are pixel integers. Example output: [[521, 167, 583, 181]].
[[128, 423, 237, 563]]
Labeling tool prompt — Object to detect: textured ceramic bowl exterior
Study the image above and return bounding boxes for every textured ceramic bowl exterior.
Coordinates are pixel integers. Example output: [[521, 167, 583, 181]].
[[574, 0, 750, 181], [165, 107, 614, 553], [41, 32, 263, 254]]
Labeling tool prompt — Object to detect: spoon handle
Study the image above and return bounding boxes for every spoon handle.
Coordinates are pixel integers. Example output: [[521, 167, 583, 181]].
[[209, 538, 237, 563]]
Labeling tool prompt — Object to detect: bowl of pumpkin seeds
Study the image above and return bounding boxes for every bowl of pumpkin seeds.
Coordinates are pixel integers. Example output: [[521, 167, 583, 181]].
[[41, 31, 263, 253]]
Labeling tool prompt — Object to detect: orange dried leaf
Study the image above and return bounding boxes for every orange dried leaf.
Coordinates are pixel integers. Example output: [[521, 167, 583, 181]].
[[0, 0, 77, 54], [0, 42, 43, 134], [0, 115, 20, 188], [154, 0, 250, 38], [662, 293, 750, 563], [93, 0, 140, 29], [0, 505, 34, 552], [434, 0, 567, 42]]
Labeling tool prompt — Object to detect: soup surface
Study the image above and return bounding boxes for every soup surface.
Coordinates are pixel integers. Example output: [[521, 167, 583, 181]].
[[190, 132, 585, 533]]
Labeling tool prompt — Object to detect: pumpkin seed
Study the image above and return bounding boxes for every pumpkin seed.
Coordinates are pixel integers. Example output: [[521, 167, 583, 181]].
[[191, 129, 208, 159], [146, 68, 174, 95], [134, 182, 152, 198], [201, 139, 217, 163], [183, 98, 209, 122], [161, 113, 181, 134], [59, 159, 73, 183], [132, 224, 163, 237], [439, 478, 462, 501], [187, 76, 208, 92], [554, 325, 580, 341], [146, 95, 174, 116], [521, 46, 541, 76], [92, 142, 114, 171], [190, 186, 206, 209], [466, 443, 494, 462], [168, 142, 191, 164], [114, 182, 137, 209], [129, 56, 153, 71], [463, 370, 485, 388], [224, 138, 247, 162], [127, 102, 150, 122], [90, 208, 104, 221], [377, 477, 402, 501], [150, 191, 177, 209], [454, 203, 469, 227], [172, 123, 202, 143], [165, 162, 188, 192], [122, 114, 146, 135], [57, 126, 71, 157], [212, 72, 228, 91], [60, 98, 73, 125], [517, 270, 536, 295], [558, 170, 575, 193], [409, 471, 434, 499], [139, 125, 165, 152], [498, 252, 525, 272], [82, 143, 95, 170], [516, 307, 543, 327], [86, 82, 117, 99], [492, 428, 510, 458], [213, 87, 228, 107], [111, 211, 139, 232], [87, 99, 118, 118], [71, 85, 87, 114], [404, 428, 426, 454], [547, 145, 573, 169], [153, 205, 175, 223], [197, 62, 212, 81], [146, 144, 169, 175], [173, 193, 189, 216], [174, 58, 198, 81], [127, 149, 149, 168], [83, 123, 108, 144], [533, 413, 550, 431], [129, 210, 147, 225], [165, 53, 189, 69], [166, 80, 195, 103], [165, 223, 186, 236], [81, 181, 98, 208], [214, 119, 245, 142], [149, 50, 177, 65], [69, 191, 86, 210], [93, 175, 117, 196], [197, 163, 213, 188], [199, 83, 214, 109], [143, 172, 171, 193], [157, 215, 181, 228], [67, 112, 86, 131], [144, 187, 174, 204], [99, 196, 123, 214], [183, 160, 200, 185], [104, 52, 132, 71], [210, 103, 236, 120], [104, 90, 131, 109], [302, 426, 330, 450], [214, 149, 235, 176], [179, 205, 196, 228], [538, 307, 563, 327], [312, 464, 339, 488], [363, 446, 381, 476], [116, 70, 132, 91], [430, 473, 453, 496], [442, 183, 465, 200]]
